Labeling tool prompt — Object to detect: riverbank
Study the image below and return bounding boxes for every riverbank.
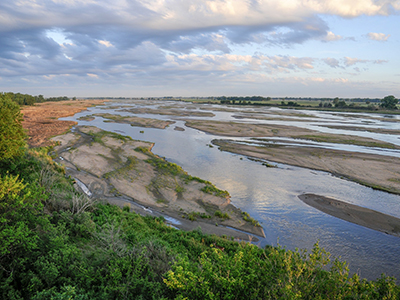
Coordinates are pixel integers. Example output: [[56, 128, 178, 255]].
[[22, 100, 264, 240], [212, 139, 400, 195], [182, 119, 400, 194], [51, 126, 265, 240]]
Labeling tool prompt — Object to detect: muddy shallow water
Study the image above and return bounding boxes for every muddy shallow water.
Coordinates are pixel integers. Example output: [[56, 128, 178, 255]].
[[62, 100, 400, 280]]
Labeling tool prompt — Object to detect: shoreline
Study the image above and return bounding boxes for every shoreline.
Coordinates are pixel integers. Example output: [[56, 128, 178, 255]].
[[299, 194, 400, 237], [212, 139, 400, 195], [50, 124, 265, 241], [22, 100, 265, 241]]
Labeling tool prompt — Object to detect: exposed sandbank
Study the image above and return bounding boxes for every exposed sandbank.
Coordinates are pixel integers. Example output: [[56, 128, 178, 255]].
[[299, 194, 400, 237], [213, 139, 400, 195], [92, 113, 175, 129], [185, 119, 400, 149], [52, 126, 265, 240]]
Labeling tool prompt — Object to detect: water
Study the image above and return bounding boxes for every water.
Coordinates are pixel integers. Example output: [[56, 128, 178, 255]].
[[62, 100, 400, 280]]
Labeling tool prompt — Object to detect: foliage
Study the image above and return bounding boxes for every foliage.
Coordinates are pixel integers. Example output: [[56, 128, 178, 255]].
[[380, 95, 398, 110], [145, 156, 186, 177], [214, 210, 230, 220], [0, 94, 27, 161], [201, 185, 230, 198], [1, 92, 45, 106], [242, 212, 261, 227], [1, 136, 400, 299], [164, 242, 400, 300], [103, 156, 138, 179], [86, 130, 132, 145], [1, 92, 70, 106]]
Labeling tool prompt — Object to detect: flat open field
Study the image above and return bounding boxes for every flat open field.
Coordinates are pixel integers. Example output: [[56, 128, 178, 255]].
[[22, 100, 107, 147]]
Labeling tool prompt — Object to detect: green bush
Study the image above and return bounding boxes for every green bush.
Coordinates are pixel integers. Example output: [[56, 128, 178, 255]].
[[1, 135, 400, 300], [0, 94, 27, 161]]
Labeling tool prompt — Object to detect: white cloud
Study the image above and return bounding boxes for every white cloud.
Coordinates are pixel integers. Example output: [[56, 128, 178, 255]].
[[0, 0, 398, 97], [344, 57, 369, 66], [322, 31, 342, 42], [367, 32, 391, 41], [98, 40, 113, 47]]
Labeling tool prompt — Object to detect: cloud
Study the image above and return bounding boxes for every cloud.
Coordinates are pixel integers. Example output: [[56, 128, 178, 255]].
[[343, 57, 389, 67], [367, 32, 391, 41], [322, 31, 343, 42], [99, 40, 113, 48], [323, 58, 341, 68], [344, 57, 369, 66], [0, 0, 398, 97]]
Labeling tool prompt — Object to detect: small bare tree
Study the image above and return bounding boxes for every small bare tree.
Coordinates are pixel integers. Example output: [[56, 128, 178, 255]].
[[71, 194, 96, 215]]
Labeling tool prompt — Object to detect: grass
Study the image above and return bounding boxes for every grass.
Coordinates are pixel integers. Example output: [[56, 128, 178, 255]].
[[103, 156, 138, 179], [248, 157, 277, 168], [86, 129, 132, 145], [214, 210, 230, 220], [201, 185, 230, 198], [145, 156, 186, 177], [184, 211, 212, 221], [242, 211, 261, 227]]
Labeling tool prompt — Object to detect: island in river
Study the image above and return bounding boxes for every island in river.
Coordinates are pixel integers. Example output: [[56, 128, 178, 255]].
[[22, 100, 265, 241], [51, 126, 265, 240], [22, 99, 400, 240]]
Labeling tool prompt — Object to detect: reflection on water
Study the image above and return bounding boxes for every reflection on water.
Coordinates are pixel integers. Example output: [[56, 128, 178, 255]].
[[62, 100, 400, 280]]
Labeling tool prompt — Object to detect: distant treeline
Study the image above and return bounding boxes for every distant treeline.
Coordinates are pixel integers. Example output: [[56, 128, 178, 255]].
[[1, 92, 70, 106], [217, 96, 271, 103], [217, 95, 398, 111], [283, 97, 382, 103]]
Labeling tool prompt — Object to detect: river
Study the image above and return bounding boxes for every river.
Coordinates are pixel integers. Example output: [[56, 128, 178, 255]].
[[63, 100, 400, 280]]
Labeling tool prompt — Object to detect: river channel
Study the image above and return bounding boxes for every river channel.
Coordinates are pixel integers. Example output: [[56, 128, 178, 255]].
[[63, 100, 400, 280]]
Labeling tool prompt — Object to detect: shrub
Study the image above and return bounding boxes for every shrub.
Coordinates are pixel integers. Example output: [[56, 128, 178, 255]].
[[0, 94, 27, 161]]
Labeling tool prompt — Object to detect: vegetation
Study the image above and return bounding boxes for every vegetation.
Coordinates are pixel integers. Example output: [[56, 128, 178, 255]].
[[1, 103, 400, 299], [2, 149, 399, 299], [103, 156, 138, 179], [214, 210, 230, 220], [86, 129, 133, 145], [1, 92, 70, 106], [214, 95, 399, 113], [0, 95, 27, 161], [380, 95, 398, 110], [142, 153, 231, 199], [201, 185, 230, 198], [242, 212, 261, 227], [184, 211, 212, 221]]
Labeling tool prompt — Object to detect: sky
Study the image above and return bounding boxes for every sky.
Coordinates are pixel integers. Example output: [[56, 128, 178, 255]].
[[0, 0, 399, 98]]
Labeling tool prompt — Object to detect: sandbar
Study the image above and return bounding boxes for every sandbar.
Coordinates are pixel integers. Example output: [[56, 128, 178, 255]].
[[299, 194, 400, 237]]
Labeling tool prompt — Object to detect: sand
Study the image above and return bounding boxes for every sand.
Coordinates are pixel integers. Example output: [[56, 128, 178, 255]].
[[299, 194, 400, 237], [213, 139, 400, 195], [52, 126, 265, 240]]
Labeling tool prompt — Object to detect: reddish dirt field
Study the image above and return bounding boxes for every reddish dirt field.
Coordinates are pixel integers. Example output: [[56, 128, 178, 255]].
[[22, 100, 107, 147]]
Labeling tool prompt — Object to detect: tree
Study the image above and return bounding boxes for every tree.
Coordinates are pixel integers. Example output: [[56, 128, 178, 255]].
[[380, 95, 398, 110], [0, 94, 27, 161]]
